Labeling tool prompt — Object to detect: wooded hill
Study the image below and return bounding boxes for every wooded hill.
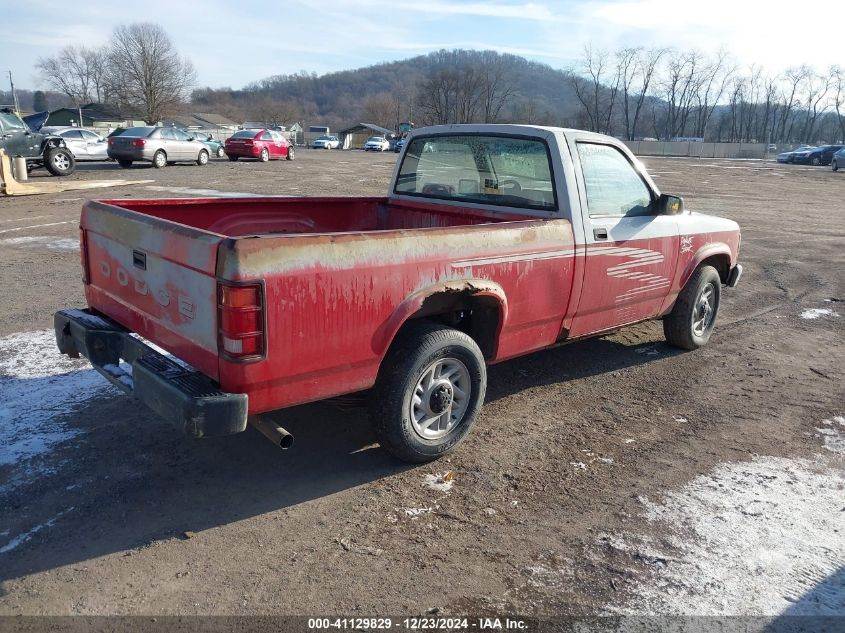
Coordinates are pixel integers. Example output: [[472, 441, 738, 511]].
[[190, 50, 586, 132]]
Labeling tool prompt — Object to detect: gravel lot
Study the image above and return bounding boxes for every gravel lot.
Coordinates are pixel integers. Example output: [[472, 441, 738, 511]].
[[0, 149, 842, 619]]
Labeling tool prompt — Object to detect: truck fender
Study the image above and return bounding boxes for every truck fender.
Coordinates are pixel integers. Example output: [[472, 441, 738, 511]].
[[678, 243, 733, 289], [371, 279, 509, 359]]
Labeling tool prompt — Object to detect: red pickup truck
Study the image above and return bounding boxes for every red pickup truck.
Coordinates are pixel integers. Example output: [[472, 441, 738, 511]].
[[55, 124, 742, 463]]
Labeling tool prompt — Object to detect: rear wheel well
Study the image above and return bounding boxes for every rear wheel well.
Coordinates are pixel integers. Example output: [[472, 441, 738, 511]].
[[397, 291, 502, 359], [698, 254, 731, 284]]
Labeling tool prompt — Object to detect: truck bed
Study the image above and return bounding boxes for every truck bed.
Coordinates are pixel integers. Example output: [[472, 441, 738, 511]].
[[107, 196, 527, 237], [80, 195, 576, 414]]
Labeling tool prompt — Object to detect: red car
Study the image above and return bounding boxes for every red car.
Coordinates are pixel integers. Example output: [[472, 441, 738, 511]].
[[224, 129, 295, 162]]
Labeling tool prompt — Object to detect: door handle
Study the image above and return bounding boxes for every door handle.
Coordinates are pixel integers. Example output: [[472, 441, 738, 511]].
[[593, 228, 608, 241]]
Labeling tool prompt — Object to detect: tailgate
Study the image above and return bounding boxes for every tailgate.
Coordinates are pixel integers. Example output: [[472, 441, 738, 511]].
[[81, 200, 224, 380]]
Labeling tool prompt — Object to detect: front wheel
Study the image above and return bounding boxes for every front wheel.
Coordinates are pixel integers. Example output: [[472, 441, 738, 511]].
[[370, 322, 486, 463], [44, 147, 75, 176], [833, 160, 839, 172], [664, 265, 722, 350], [286, 147, 295, 161], [811, 156, 821, 166]]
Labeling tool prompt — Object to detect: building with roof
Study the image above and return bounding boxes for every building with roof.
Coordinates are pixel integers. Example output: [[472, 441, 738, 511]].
[[46, 104, 144, 129], [337, 123, 394, 149]]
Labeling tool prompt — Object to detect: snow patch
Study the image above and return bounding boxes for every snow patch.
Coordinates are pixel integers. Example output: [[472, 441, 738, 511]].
[[0, 236, 79, 251], [801, 308, 839, 320], [607, 456, 845, 615], [0, 330, 115, 470], [0, 507, 74, 554], [423, 473, 455, 493]]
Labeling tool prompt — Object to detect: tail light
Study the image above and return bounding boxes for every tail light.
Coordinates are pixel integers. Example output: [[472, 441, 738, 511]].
[[80, 228, 90, 284], [107, 138, 115, 146], [218, 282, 265, 361], [131, 139, 146, 147]]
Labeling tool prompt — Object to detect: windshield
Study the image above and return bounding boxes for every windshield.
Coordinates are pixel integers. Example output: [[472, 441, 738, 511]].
[[368, 137, 384, 142], [316, 135, 332, 141], [395, 134, 556, 211]]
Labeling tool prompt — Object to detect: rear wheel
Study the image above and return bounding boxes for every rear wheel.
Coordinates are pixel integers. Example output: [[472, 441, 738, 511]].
[[153, 150, 167, 168], [216, 146, 225, 158], [197, 150, 209, 166], [833, 160, 839, 172], [117, 160, 133, 168], [811, 156, 821, 166], [370, 322, 486, 463], [44, 147, 75, 176], [228, 155, 238, 162], [259, 148, 269, 162], [664, 265, 721, 350], [286, 147, 295, 161]]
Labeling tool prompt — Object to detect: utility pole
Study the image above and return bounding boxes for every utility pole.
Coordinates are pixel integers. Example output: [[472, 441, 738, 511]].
[[8, 71, 21, 115]]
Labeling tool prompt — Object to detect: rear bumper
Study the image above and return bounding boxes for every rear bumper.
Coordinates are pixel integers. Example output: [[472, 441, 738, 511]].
[[54, 308, 248, 438]]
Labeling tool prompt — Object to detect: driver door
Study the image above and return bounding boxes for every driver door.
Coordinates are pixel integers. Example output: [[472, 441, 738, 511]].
[[568, 140, 680, 337]]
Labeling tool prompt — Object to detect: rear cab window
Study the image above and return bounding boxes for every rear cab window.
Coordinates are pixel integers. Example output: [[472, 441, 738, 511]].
[[395, 134, 557, 211]]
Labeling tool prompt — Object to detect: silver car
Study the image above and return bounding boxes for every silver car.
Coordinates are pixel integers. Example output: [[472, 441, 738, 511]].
[[107, 126, 211, 168], [42, 126, 109, 161]]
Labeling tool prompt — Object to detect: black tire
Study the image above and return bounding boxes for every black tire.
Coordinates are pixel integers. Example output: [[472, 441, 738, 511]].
[[370, 321, 486, 463], [197, 149, 209, 166], [811, 156, 821, 166], [286, 147, 295, 161], [117, 159, 133, 168], [216, 147, 225, 158], [664, 265, 722, 350], [44, 147, 75, 176], [228, 155, 238, 162], [832, 160, 839, 172], [153, 150, 167, 169], [259, 148, 269, 162]]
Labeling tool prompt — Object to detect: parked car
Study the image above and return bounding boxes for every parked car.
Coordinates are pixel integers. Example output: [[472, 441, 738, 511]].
[[224, 129, 294, 162], [831, 148, 845, 172], [55, 123, 742, 464], [107, 126, 211, 168], [776, 146, 815, 163], [363, 136, 390, 151], [393, 138, 406, 153], [312, 135, 340, 149], [0, 108, 75, 176], [196, 133, 226, 158], [42, 126, 109, 161], [792, 144, 844, 166]]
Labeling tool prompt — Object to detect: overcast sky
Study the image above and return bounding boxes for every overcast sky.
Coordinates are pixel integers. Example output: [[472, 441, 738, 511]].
[[3, 0, 842, 91]]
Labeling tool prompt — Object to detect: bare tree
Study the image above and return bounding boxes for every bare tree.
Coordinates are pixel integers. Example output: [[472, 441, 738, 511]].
[[36, 45, 109, 105], [106, 23, 195, 124], [832, 66, 845, 142], [361, 92, 396, 130], [570, 45, 613, 133], [799, 68, 833, 143]]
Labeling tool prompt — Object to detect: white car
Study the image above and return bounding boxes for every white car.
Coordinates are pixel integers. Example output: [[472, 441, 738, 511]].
[[312, 135, 340, 149], [363, 136, 390, 152], [41, 126, 109, 161]]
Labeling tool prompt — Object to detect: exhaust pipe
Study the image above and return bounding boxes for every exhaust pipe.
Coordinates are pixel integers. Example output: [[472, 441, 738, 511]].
[[249, 416, 294, 449]]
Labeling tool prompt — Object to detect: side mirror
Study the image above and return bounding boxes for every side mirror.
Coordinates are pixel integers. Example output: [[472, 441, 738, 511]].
[[658, 193, 684, 215], [187, 136, 195, 141]]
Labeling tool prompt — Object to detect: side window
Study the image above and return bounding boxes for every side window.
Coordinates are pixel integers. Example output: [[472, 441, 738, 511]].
[[158, 128, 174, 140], [62, 130, 85, 140], [0, 112, 25, 130], [260, 131, 272, 141], [172, 129, 190, 141], [80, 130, 99, 141], [577, 143, 653, 217]]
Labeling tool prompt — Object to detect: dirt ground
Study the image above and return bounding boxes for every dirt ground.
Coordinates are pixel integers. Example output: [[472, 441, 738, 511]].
[[0, 149, 842, 621]]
